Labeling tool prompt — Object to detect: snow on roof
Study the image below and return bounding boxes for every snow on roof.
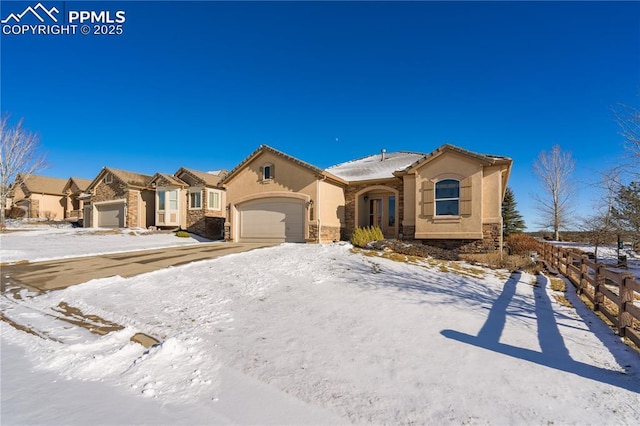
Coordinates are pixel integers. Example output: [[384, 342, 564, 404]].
[[326, 151, 425, 181]]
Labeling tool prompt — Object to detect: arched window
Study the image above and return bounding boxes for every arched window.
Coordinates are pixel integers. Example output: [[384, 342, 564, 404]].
[[435, 179, 460, 216], [260, 163, 274, 181]]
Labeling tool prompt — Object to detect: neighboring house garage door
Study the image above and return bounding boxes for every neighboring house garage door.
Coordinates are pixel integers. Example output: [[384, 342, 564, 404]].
[[96, 202, 125, 228], [238, 198, 305, 243]]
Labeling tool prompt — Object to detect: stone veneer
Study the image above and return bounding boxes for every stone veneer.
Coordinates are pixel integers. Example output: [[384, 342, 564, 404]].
[[92, 179, 130, 225], [308, 224, 341, 243], [411, 222, 503, 253], [126, 190, 140, 228], [185, 190, 225, 239], [28, 198, 40, 218], [188, 215, 224, 240]]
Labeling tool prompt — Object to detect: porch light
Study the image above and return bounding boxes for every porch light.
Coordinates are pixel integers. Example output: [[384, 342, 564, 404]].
[[308, 199, 314, 206], [364, 195, 369, 202], [225, 204, 230, 211]]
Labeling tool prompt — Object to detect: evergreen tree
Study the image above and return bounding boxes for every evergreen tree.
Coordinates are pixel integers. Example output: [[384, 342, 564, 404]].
[[502, 187, 526, 237]]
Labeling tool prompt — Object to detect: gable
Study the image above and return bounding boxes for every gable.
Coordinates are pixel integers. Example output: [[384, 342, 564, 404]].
[[414, 149, 484, 178], [87, 167, 153, 192], [221, 145, 345, 187], [225, 150, 320, 192], [177, 168, 226, 188], [149, 173, 187, 188]]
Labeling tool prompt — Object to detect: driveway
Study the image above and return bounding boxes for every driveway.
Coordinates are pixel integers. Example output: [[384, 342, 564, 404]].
[[1, 243, 274, 293]]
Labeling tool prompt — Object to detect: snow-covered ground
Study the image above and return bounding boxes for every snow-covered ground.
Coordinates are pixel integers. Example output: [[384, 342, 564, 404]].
[[2, 237, 639, 424], [0, 222, 211, 263], [554, 241, 640, 279]]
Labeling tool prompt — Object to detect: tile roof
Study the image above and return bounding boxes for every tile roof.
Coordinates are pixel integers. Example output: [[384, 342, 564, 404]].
[[106, 167, 153, 188], [17, 174, 68, 196]]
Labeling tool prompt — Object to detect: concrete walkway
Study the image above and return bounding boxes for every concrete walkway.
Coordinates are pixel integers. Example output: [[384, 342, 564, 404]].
[[1, 243, 274, 293]]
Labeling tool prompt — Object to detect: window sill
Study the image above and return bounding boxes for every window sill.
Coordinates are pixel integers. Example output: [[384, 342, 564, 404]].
[[433, 216, 461, 223]]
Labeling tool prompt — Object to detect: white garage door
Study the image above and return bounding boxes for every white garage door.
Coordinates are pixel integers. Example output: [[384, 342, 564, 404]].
[[238, 198, 305, 243], [96, 202, 125, 228]]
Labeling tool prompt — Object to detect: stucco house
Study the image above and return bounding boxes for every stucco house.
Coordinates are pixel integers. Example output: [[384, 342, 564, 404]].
[[83, 167, 155, 228], [221, 145, 347, 243], [62, 177, 92, 222], [149, 168, 227, 239], [222, 144, 512, 252], [10, 174, 67, 219]]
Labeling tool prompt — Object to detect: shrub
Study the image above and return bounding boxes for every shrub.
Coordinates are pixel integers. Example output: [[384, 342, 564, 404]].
[[175, 230, 191, 238], [350, 226, 384, 248], [6, 207, 25, 219], [42, 211, 57, 220], [505, 234, 539, 255]]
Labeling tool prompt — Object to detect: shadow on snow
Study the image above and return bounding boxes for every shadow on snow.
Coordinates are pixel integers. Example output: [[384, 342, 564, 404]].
[[441, 272, 639, 393]]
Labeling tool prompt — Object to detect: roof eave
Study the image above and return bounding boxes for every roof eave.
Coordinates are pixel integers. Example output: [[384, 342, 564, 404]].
[[220, 145, 325, 186]]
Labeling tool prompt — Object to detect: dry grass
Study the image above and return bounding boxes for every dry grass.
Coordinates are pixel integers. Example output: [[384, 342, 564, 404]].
[[353, 247, 487, 278], [0, 259, 30, 267], [83, 229, 122, 236], [553, 294, 574, 308], [550, 277, 566, 292], [461, 252, 540, 274]]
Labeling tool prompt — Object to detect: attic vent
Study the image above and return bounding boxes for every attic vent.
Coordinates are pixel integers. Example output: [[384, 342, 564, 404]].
[[381, 148, 386, 161]]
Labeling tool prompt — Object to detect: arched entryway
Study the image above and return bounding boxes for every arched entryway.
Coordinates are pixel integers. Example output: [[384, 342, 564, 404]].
[[354, 186, 399, 239]]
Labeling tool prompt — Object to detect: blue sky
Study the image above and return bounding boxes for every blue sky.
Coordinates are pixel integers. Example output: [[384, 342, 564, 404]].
[[1, 0, 639, 230]]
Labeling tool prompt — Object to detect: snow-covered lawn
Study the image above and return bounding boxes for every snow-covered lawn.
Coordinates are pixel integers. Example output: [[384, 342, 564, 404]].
[[0, 223, 212, 263], [2, 243, 639, 424]]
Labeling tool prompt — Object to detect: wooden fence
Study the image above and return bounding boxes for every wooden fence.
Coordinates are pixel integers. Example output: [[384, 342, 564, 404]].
[[538, 242, 640, 349]]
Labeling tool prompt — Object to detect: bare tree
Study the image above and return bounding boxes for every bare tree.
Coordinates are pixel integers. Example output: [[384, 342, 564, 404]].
[[613, 102, 640, 175], [0, 115, 47, 226], [532, 145, 576, 241], [613, 181, 640, 251], [580, 168, 622, 261]]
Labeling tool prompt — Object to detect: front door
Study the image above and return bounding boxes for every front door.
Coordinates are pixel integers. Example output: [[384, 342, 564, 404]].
[[368, 198, 382, 228]]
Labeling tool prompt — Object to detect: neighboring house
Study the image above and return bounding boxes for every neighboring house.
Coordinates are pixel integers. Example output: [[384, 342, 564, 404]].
[[10, 174, 67, 219], [221, 145, 347, 243], [149, 168, 227, 239], [222, 144, 512, 252], [84, 167, 155, 228], [62, 177, 92, 222]]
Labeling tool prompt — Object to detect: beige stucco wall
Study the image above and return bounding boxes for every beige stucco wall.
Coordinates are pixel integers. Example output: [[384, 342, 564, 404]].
[[140, 189, 156, 228], [414, 151, 484, 239], [481, 164, 504, 224], [30, 193, 65, 219], [318, 179, 345, 228], [225, 152, 318, 201], [402, 175, 416, 227]]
